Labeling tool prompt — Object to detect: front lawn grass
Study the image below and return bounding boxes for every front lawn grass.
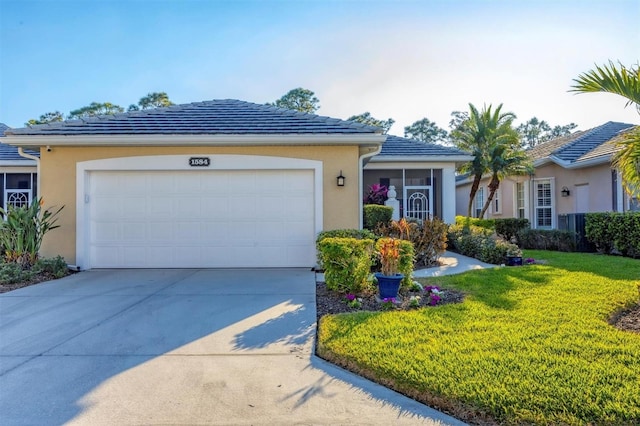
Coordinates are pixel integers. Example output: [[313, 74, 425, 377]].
[[317, 251, 640, 425]]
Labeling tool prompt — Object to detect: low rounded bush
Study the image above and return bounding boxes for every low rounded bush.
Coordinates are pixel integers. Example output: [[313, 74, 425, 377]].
[[363, 205, 393, 230]]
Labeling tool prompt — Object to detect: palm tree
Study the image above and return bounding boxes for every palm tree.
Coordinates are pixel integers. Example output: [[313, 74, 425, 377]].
[[452, 103, 521, 218], [479, 142, 532, 218], [570, 61, 640, 196]]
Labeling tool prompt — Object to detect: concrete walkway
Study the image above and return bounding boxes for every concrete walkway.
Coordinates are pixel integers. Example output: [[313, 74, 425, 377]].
[[0, 269, 466, 425], [412, 251, 497, 278]]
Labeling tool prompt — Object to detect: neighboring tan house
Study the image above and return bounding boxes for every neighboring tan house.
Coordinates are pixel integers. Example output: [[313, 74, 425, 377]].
[[455, 121, 637, 229], [3, 100, 468, 270], [364, 135, 472, 223], [0, 123, 38, 210]]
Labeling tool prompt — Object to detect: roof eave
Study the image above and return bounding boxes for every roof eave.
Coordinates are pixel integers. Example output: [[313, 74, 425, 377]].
[[2, 133, 386, 147], [370, 155, 474, 162], [0, 160, 38, 166]]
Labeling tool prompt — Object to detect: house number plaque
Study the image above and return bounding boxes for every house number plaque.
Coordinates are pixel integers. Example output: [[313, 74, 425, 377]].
[[189, 157, 211, 167]]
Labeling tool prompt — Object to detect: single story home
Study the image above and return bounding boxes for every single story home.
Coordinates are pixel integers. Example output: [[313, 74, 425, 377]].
[[0, 122, 38, 210], [4, 100, 470, 269], [455, 121, 638, 228]]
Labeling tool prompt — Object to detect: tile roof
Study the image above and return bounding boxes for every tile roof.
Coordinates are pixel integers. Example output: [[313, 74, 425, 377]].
[[0, 123, 39, 161], [527, 121, 635, 166], [6, 99, 381, 136], [377, 135, 470, 157]]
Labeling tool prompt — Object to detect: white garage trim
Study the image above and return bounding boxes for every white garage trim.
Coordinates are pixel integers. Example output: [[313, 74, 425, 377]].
[[76, 155, 323, 269]]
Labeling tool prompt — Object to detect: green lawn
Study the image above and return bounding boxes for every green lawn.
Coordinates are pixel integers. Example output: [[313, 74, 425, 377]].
[[317, 251, 640, 425]]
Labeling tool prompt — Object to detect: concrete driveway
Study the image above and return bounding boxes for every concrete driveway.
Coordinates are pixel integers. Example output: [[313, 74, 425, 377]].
[[0, 269, 464, 425]]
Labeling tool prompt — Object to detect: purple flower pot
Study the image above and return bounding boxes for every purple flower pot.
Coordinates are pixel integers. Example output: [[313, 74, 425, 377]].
[[375, 273, 404, 299]]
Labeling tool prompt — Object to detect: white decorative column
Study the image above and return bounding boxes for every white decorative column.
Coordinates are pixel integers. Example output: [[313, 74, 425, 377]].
[[385, 185, 400, 221], [442, 166, 456, 224]]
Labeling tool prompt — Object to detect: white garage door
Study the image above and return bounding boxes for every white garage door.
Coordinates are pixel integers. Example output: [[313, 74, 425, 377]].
[[87, 169, 316, 268]]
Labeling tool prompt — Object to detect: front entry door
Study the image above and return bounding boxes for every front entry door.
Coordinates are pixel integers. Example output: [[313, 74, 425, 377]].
[[403, 186, 432, 222]]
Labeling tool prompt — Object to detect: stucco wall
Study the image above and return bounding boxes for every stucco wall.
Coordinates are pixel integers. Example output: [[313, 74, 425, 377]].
[[39, 145, 361, 263], [534, 163, 614, 214]]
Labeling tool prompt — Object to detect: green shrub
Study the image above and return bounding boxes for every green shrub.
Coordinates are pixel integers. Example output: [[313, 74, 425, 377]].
[[585, 212, 615, 254], [316, 228, 376, 243], [0, 198, 64, 268], [447, 224, 493, 258], [494, 218, 529, 243], [0, 262, 34, 284], [374, 237, 414, 289], [318, 237, 374, 294], [517, 228, 576, 251], [376, 218, 447, 267], [586, 212, 640, 258], [363, 205, 393, 230], [31, 256, 69, 279], [455, 215, 496, 230], [479, 240, 520, 264]]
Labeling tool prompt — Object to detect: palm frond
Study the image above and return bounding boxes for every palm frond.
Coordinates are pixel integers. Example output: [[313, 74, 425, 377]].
[[570, 61, 640, 112]]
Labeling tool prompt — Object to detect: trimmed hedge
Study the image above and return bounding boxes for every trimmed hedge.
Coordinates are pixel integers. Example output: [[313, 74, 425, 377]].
[[318, 237, 374, 294], [517, 229, 576, 252], [455, 215, 496, 230], [494, 218, 529, 243], [316, 228, 376, 243], [586, 212, 640, 258], [363, 204, 393, 230]]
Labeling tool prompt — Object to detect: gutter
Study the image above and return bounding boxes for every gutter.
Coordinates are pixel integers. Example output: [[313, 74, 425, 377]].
[[3, 133, 388, 147], [17, 148, 40, 201], [358, 144, 384, 229]]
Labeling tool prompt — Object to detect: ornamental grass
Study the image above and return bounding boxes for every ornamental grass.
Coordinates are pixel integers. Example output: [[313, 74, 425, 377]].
[[317, 250, 640, 425]]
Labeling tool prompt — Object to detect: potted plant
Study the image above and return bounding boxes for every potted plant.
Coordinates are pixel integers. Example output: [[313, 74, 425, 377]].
[[375, 238, 404, 299], [506, 244, 523, 266]]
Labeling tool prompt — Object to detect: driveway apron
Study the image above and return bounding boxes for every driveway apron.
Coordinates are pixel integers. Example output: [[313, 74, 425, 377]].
[[0, 269, 464, 425]]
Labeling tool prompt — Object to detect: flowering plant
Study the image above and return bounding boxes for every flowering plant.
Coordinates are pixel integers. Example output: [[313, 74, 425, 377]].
[[377, 238, 401, 276], [345, 293, 362, 309], [380, 297, 397, 311], [506, 245, 523, 257], [363, 183, 388, 205], [409, 295, 421, 308], [525, 257, 535, 264], [424, 285, 443, 306]]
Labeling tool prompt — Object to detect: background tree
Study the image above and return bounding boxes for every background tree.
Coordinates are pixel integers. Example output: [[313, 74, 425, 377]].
[[403, 117, 448, 143], [451, 103, 521, 218], [68, 102, 124, 119], [26, 111, 64, 126], [128, 92, 174, 111], [269, 87, 320, 113], [570, 60, 640, 197], [517, 117, 577, 148], [347, 112, 395, 134]]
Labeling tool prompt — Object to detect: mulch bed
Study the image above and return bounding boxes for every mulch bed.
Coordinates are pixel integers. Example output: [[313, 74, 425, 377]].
[[0, 272, 69, 294], [315, 281, 466, 321]]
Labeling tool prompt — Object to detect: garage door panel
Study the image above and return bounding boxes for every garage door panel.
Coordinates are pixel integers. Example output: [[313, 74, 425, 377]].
[[88, 169, 316, 268]]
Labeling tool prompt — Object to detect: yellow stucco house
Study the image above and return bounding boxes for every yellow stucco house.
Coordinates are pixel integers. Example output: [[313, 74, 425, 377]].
[[4, 100, 470, 269]]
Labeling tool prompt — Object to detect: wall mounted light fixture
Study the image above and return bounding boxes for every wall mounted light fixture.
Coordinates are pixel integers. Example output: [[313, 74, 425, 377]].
[[337, 171, 345, 187], [561, 186, 570, 197]]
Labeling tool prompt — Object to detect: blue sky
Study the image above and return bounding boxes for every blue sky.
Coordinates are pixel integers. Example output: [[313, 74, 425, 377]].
[[1, 0, 638, 134]]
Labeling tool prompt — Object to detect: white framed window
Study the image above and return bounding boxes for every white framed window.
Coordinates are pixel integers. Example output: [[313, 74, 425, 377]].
[[516, 182, 526, 219], [474, 187, 484, 218], [492, 188, 501, 215], [534, 178, 554, 228]]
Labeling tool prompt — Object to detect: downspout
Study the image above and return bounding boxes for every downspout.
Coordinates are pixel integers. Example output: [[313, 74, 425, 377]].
[[358, 144, 383, 229], [17, 147, 40, 200]]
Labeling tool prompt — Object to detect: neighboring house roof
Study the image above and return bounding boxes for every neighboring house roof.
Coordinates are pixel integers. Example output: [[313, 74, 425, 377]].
[[370, 135, 473, 163], [5, 99, 381, 137], [0, 123, 39, 163], [529, 121, 636, 169]]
